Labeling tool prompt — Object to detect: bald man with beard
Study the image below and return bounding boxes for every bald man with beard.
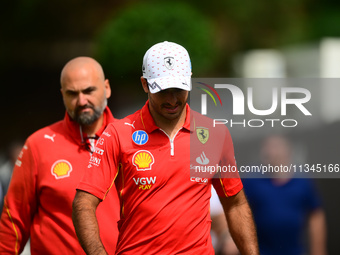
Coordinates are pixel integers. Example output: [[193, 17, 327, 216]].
[[0, 57, 120, 254]]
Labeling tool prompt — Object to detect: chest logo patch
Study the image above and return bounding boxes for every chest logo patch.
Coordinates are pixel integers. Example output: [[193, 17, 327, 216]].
[[196, 151, 210, 165], [51, 160, 73, 179], [196, 127, 209, 144], [132, 130, 149, 145], [132, 150, 154, 171]]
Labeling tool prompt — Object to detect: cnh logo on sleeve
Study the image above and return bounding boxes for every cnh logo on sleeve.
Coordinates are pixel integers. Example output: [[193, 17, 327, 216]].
[[132, 150, 155, 171]]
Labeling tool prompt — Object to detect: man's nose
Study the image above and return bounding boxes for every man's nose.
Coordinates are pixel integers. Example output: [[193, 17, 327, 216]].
[[77, 93, 88, 106], [164, 89, 178, 104]]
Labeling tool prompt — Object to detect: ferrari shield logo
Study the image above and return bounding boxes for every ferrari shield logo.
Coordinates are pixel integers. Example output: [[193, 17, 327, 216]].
[[196, 127, 209, 144], [164, 57, 175, 70]]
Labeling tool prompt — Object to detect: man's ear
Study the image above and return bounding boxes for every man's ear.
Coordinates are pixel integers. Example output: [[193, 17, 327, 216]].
[[141, 77, 149, 93], [104, 79, 111, 98]]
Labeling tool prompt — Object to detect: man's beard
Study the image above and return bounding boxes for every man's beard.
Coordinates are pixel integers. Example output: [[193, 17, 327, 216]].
[[68, 99, 107, 126]]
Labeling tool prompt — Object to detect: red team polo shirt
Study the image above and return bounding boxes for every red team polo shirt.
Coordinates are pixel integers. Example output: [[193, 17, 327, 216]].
[[78, 101, 243, 254], [0, 108, 119, 255]]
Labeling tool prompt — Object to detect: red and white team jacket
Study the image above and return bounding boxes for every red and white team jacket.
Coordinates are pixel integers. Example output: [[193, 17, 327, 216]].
[[0, 107, 119, 254]]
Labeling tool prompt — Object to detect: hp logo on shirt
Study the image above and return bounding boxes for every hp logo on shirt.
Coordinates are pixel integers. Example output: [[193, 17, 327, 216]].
[[132, 130, 149, 145]]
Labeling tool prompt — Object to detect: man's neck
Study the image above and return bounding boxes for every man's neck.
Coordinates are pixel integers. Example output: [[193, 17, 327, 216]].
[[152, 108, 187, 139]]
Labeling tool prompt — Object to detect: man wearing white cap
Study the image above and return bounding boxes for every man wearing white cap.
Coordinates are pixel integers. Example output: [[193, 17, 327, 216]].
[[73, 41, 259, 255]]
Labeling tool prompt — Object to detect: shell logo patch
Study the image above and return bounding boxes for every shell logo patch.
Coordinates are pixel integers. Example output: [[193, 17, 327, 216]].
[[132, 150, 154, 171], [196, 127, 209, 144], [51, 160, 73, 179]]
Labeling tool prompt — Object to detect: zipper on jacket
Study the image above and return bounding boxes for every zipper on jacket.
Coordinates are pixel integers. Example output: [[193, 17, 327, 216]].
[[159, 128, 182, 156]]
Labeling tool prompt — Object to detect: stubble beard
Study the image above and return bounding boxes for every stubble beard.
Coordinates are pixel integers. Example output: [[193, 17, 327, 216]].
[[68, 98, 107, 126]]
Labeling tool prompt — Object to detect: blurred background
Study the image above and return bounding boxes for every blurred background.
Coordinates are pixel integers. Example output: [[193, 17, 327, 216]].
[[1, 0, 340, 254]]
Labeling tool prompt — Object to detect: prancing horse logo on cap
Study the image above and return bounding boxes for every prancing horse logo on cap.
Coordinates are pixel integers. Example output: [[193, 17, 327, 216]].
[[164, 57, 174, 70]]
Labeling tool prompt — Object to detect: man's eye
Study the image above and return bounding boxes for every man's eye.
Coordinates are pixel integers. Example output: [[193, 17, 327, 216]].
[[66, 91, 78, 97], [83, 88, 96, 94]]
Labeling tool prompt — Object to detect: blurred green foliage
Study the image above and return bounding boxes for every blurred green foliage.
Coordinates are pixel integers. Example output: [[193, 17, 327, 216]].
[[2, 0, 340, 75], [94, 1, 217, 83]]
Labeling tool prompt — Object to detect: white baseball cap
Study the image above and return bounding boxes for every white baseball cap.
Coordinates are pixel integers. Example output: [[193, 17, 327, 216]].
[[142, 41, 192, 94]]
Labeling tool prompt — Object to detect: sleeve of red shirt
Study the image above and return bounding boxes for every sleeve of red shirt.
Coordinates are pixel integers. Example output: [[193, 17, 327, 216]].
[[212, 126, 243, 197], [77, 124, 120, 200], [0, 139, 37, 253]]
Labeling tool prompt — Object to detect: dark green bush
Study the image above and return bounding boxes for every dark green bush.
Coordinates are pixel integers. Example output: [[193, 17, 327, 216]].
[[95, 1, 216, 82]]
